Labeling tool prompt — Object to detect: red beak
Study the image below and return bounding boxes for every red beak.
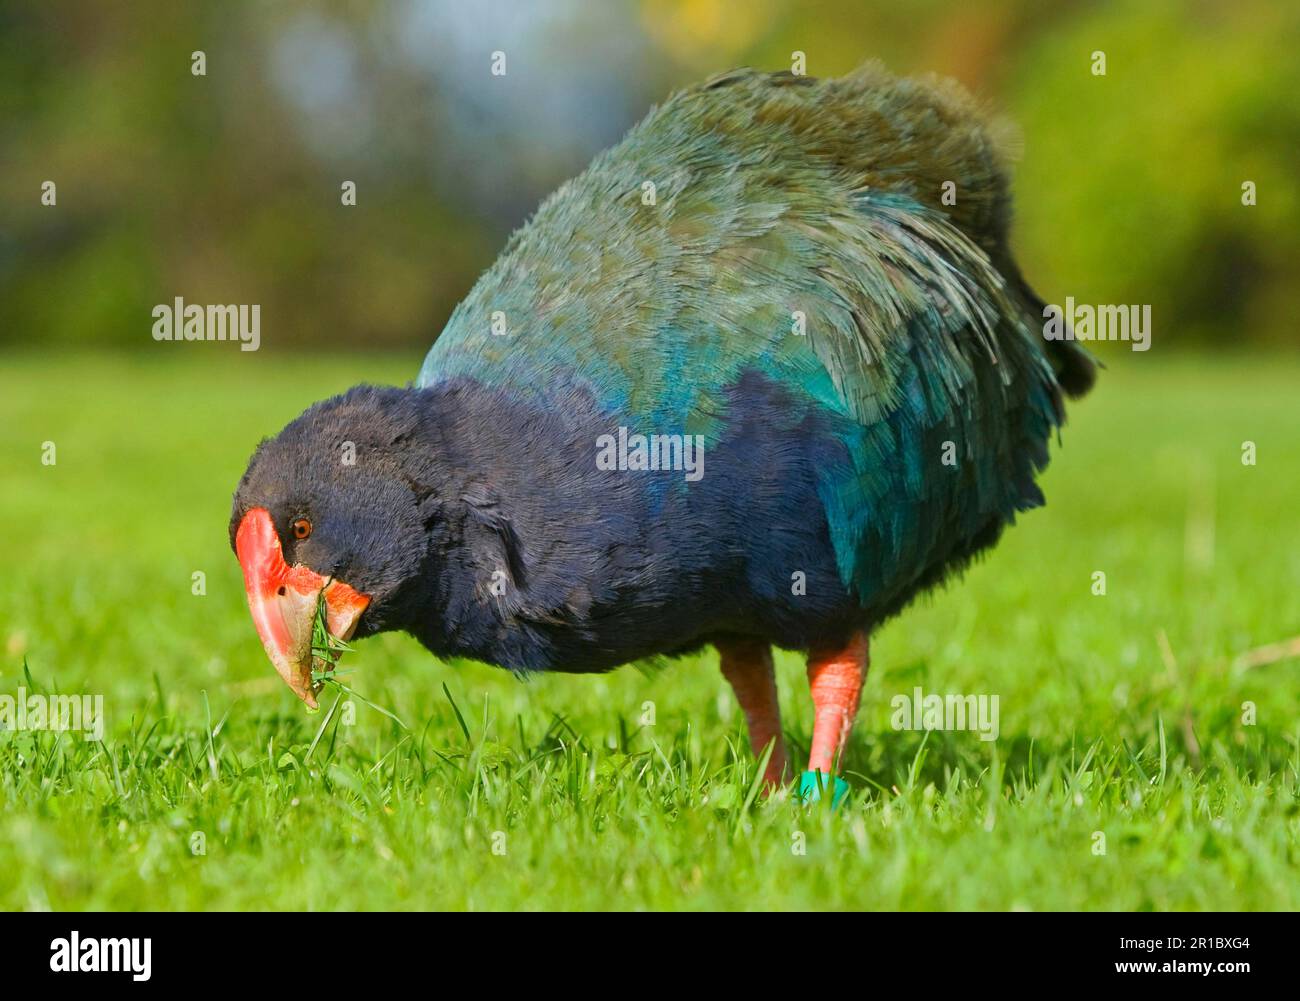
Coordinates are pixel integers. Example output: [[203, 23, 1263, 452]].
[[234, 507, 370, 708]]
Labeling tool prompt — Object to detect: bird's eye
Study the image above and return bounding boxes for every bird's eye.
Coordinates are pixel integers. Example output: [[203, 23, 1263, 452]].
[[291, 517, 312, 540]]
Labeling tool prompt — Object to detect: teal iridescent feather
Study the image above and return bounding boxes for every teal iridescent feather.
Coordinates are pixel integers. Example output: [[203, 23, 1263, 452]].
[[417, 63, 1094, 607]]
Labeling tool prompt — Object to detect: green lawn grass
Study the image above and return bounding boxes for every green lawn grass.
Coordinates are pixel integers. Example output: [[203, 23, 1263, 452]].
[[1, 350, 1298, 910]]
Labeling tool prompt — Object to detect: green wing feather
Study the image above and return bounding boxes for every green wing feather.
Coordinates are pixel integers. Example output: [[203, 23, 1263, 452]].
[[418, 63, 1093, 602]]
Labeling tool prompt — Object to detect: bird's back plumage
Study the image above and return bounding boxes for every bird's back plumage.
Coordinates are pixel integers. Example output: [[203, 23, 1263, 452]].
[[417, 63, 1093, 632]]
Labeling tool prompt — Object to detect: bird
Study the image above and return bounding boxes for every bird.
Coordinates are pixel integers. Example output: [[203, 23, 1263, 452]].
[[230, 62, 1094, 802]]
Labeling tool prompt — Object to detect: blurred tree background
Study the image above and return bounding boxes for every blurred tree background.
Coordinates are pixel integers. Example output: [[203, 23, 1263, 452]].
[[2, 0, 1296, 353]]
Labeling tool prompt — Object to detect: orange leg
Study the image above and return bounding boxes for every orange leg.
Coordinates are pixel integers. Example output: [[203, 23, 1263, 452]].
[[717, 637, 789, 787], [806, 631, 868, 776]]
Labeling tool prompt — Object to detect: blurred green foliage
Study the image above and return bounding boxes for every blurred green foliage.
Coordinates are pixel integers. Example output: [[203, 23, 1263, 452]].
[[2, 0, 1296, 351]]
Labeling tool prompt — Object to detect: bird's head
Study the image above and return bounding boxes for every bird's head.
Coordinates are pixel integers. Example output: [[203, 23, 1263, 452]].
[[229, 387, 432, 707]]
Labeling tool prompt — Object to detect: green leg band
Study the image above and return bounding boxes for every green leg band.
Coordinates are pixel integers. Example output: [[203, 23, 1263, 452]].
[[798, 770, 849, 809]]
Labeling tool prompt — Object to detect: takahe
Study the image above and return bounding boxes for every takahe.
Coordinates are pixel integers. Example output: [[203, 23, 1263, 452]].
[[230, 64, 1094, 800]]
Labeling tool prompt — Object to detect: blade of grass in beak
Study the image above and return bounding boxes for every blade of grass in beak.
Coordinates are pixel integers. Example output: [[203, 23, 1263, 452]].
[[322, 679, 408, 731], [306, 691, 344, 761]]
